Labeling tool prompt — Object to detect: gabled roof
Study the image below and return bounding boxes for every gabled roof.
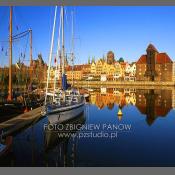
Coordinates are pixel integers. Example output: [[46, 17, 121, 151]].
[[156, 53, 173, 64], [136, 53, 173, 64], [66, 65, 84, 71], [136, 55, 146, 64]]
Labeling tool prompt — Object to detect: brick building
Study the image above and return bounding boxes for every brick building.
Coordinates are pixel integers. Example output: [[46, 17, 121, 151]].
[[136, 44, 173, 81]]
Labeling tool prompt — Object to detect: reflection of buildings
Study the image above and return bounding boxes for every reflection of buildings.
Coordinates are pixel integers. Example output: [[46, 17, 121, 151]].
[[136, 89, 172, 125], [89, 88, 174, 124], [172, 89, 175, 109], [90, 88, 136, 110], [90, 88, 136, 114]]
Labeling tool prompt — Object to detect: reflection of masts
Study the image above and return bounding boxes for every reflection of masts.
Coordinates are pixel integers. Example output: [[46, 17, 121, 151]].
[[31, 125, 35, 166], [7, 6, 13, 101], [71, 136, 78, 167]]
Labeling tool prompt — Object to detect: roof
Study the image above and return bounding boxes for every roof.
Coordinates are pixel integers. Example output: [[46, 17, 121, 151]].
[[156, 53, 173, 64], [82, 64, 91, 68], [137, 55, 146, 64], [137, 53, 173, 64], [65, 65, 83, 71]]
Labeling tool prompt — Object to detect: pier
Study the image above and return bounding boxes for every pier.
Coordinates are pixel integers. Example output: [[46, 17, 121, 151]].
[[0, 106, 43, 138]]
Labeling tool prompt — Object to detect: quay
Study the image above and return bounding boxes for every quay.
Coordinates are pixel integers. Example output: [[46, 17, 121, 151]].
[[72, 81, 175, 90], [0, 106, 43, 138]]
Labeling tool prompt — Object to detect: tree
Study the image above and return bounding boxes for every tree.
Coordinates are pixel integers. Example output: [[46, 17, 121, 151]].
[[92, 57, 95, 63], [118, 57, 124, 63], [88, 57, 91, 64]]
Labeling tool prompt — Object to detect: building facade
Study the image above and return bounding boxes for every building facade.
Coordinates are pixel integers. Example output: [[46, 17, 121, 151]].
[[136, 44, 173, 81]]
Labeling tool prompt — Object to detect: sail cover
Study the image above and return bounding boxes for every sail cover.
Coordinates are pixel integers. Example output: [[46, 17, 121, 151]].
[[62, 74, 69, 90]]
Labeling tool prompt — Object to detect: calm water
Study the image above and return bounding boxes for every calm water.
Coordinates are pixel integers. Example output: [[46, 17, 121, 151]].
[[0, 88, 175, 167]]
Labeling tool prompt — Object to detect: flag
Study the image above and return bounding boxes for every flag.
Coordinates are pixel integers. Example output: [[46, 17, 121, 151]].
[[54, 57, 57, 64]]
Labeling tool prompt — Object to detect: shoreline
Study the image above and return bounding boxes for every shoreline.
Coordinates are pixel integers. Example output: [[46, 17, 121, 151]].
[[70, 80, 175, 90]]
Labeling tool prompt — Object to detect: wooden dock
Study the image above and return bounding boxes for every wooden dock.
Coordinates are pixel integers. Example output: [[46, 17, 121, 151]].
[[0, 106, 43, 138]]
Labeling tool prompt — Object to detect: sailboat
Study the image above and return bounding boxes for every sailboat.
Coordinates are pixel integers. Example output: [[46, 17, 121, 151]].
[[42, 6, 85, 124]]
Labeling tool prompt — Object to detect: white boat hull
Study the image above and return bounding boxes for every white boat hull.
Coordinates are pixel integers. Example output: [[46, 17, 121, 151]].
[[47, 104, 85, 124]]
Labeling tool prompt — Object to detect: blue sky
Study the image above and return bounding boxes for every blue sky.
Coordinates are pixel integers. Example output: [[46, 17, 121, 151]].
[[0, 6, 175, 66]]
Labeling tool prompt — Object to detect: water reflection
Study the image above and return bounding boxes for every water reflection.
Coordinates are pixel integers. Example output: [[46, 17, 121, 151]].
[[44, 115, 86, 167], [0, 87, 175, 166], [0, 113, 85, 167], [89, 88, 175, 125]]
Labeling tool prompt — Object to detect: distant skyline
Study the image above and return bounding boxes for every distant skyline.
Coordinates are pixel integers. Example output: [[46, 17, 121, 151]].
[[0, 6, 175, 66]]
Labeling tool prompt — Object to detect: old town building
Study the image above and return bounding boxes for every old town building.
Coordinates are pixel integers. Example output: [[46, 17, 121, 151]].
[[136, 44, 173, 81], [30, 54, 47, 84], [173, 62, 175, 82], [124, 62, 136, 81], [107, 51, 115, 64], [66, 65, 83, 80]]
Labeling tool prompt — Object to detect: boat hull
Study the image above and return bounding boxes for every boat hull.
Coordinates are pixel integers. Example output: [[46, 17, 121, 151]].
[[47, 103, 85, 124]]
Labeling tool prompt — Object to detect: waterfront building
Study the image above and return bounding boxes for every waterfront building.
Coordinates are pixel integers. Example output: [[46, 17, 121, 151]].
[[107, 64, 116, 76], [120, 62, 127, 80], [173, 62, 175, 82], [88, 51, 130, 80], [90, 61, 96, 75], [30, 54, 47, 84], [66, 65, 83, 80], [114, 62, 122, 77], [102, 61, 109, 73], [136, 44, 173, 81], [129, 63, 136, 81], [96, 59, 104, 76], [124, 62, 136, 81], [82, 64, 91, 75], [125, 63, 131, 74], [66, 64, 91, 81]]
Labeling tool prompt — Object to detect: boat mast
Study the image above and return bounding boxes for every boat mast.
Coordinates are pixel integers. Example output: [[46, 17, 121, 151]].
[[71, 10, 75, 87], [53, 9, 62, 100], [29, 28, 33, 85], [61, 6, 65, 77], [7, 6, 13, 101], [44, 6, 57, 105], [29, 29, 32, 66]]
